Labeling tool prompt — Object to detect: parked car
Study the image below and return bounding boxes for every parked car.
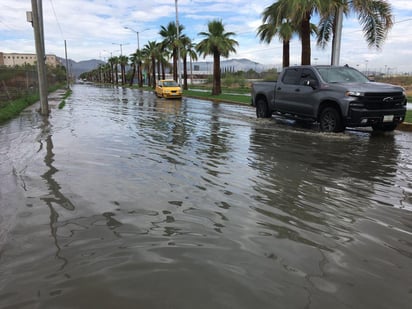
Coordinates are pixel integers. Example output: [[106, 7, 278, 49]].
[[155, 80, 182, 99], [252, 65, 407, 132]]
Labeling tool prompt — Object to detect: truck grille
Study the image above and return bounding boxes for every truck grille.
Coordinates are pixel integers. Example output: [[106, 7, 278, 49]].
[[361, 92, 405, 109]]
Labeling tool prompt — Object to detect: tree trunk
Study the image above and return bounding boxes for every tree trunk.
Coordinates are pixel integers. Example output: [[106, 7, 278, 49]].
[[300, 11, 311, 65], [212, 52, 221, 95], [129, 64, 136, 86], [151, 57, 156, 88], [138, 61, 143, 87], [183, 55, 188, 90], [282, 39, 290, 68], [173, 48, 178, 81]]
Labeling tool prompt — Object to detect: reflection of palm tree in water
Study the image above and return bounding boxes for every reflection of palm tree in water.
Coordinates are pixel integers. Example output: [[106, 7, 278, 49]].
[[40, 131, 75, 270]]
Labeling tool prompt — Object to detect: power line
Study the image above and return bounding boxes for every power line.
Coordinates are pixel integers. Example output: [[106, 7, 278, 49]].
[[49, 0, 64, 39]]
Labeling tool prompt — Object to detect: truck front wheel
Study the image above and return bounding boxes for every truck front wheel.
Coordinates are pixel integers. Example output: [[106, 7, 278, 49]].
[[256, 99, 271, 118], [319, 107, 344, 132]]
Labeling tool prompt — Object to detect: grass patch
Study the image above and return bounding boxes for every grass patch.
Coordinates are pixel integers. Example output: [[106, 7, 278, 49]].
[[62, 88, 72, 100], [58, 88, 72, 109], [0, 93, 40, 123], [0, 84, 66, 124], [405, 110, 412, 123], [58, 100, 66, 109], [183, 89, 251, 104]]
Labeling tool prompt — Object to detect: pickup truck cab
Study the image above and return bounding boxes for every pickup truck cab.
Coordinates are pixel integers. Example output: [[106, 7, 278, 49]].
[[252, 65, 407, 132]]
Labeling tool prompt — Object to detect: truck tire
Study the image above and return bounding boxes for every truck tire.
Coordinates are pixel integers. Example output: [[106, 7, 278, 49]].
[[372, 123, 397, 132], [319, 107, 344, 132], [256, 99, 271, 118]]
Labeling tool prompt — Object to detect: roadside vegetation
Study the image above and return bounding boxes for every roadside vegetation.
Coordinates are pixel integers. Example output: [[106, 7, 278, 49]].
[[0, 64, 68, 123], [0, 84, 65, 123]]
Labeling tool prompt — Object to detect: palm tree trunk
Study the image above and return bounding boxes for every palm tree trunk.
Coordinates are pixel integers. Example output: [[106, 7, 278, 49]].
[[183, 55, 188, 90], [129, 64, 136, 86], [151, 57, 156, 88], [212, 52, 221, 95], [282, 39, 290, 68], [300, 11, 311, 65], [138, 61, 143, 87], [173, 48, 178, 81]]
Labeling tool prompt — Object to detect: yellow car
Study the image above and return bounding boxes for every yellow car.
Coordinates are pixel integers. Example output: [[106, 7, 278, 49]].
[[155, 79, 182, 99]]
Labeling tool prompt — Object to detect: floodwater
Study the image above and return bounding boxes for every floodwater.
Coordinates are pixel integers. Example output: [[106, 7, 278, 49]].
[[1, 84, 412, 309]]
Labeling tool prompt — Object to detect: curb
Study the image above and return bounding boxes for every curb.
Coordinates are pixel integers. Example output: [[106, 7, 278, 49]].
[[397, 122, 412, 131]]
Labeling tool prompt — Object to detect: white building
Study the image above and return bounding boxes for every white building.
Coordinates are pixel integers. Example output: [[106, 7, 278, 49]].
[[0, 52, 59, 67]]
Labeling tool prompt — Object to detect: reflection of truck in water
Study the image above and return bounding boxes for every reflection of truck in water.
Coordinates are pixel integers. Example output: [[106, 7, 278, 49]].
[[251, 65, 407, 132]]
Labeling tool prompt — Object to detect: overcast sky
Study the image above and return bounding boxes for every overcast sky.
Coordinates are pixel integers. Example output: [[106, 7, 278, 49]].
[[1, 0, 412, 73]]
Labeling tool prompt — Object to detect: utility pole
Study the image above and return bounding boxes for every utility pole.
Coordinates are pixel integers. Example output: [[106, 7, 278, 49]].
[[29, 0, 49, 116], [331, 7, 343, 66], [64, 40, 70, 89]]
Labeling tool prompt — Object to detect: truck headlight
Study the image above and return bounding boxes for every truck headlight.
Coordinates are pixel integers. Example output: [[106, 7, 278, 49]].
[[346, 91, 363, 97]]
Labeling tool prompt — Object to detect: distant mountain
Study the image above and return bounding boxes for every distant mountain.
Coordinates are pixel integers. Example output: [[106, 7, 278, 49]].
[[58, 57, 274, 78], [58, 58, 105, 78]]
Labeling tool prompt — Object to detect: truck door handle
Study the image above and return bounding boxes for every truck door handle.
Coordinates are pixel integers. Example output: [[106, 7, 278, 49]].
[[295, 88, 300, 92], [277, 87, 281, 91]]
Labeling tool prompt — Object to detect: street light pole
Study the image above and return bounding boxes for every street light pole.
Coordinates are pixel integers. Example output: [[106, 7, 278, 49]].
[[112, 42, 128, 56], [124, 27, 149, 52], [175, 0, 182, 85]]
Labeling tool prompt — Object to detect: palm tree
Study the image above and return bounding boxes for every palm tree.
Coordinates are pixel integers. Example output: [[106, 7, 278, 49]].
[[142, 41, 159, 88], [317, 0, 393, 63], [119, 55, 129, 85], [108, 56, 119, 84], [159, 22, 185, 82], [258, 0, 294, 68], [259, 0, 327, 65], [196, 20, 238, 95], [181, 37, 198, 89], [129, 52, 138, 86], [258, 11, 296, 68]]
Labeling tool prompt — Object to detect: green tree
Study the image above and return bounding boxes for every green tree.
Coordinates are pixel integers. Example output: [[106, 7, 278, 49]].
[[129, 52, 138, 86], [260, 0, 326, 65], [258, 1, 297, 68], [159, 22, 185, 82], [108, 56, 120, 85], [317, 0, 393, 62], [181, 38, 198, 90], [196, 20, 238, 95], [142, 41, 159, 88], [119, 55, 129, 85]]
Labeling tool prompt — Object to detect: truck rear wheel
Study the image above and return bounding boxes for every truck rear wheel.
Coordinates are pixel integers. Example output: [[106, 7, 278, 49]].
[[256, 99, 271, 118], [319, 107, 344, 132]]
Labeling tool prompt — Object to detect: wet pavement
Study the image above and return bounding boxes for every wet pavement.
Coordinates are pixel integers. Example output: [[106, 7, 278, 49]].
[[1, 84, 412, 308]]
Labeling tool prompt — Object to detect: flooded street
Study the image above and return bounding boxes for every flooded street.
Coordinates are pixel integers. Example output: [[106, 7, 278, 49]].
[[1, 84, 412, 308]]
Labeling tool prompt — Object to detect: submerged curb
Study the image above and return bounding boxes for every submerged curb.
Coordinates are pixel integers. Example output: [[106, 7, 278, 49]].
[[397, 122, 412, 132]]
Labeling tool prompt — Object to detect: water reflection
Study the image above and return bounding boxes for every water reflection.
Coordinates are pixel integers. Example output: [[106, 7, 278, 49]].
[[0, 84, 411, 309], [38, 119, 75, 270]]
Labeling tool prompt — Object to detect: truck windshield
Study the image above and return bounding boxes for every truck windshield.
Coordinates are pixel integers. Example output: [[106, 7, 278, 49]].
[[316, 67, 370, 83]]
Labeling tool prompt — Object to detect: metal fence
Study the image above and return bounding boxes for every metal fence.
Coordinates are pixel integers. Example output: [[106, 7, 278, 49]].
[[0, 66, 66, 108], [0, 67, 38, 108]]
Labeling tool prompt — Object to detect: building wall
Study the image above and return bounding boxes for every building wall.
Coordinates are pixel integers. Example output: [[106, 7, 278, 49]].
[[0, 52, 59, 67]]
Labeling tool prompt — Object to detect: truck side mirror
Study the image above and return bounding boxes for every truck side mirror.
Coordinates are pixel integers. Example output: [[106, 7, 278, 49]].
[[305, 79, 318, 89]]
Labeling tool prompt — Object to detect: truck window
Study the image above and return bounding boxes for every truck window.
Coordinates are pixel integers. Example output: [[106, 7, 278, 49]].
[[299, 69, 317, 85], [282, 68, 300, 85], [317, 67, 369, 83]]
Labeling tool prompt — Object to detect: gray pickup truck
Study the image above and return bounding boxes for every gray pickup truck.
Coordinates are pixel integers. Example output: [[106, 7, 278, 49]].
[[251, 65, 407, 132]]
